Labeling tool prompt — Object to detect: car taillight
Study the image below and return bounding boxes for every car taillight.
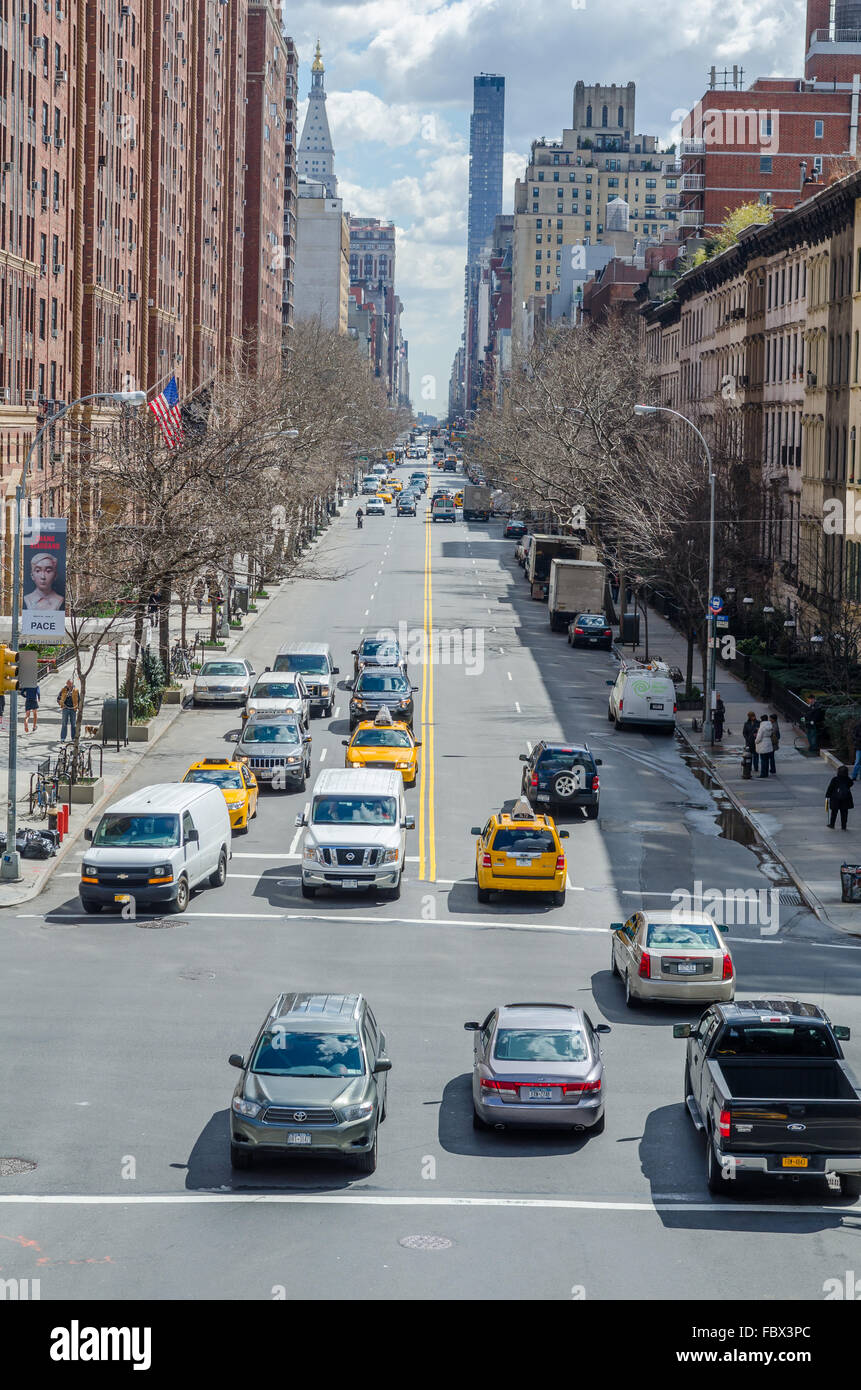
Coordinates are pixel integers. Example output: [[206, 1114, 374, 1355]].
[[591, 775, 600, 791], [604, 629, 612, 636], [638, 951, 651, 979], [574, 627, 584, 635], [562, 1079, 602, 1094], [555, 855, 566, 871], [673, 702, 678, 714], [481, 853, 492, 868], [722, 953, 734, 980], [618, 699, 622, 711], [530, 773, 538, 788], [719, 1108, 731, 1139], [480, 1078, 518, 1095]]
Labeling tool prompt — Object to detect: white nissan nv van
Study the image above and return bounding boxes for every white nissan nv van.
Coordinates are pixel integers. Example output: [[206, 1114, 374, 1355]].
[[608, 661, 677, 733], [80, 782, 231, 914], [296, 768, 415, 901]]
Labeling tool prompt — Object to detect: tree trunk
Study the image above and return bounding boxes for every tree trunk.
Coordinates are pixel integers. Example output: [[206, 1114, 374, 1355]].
[[159, 580, 171, 678], [685, 626, 696, 697], [125, 605, 146, 716]]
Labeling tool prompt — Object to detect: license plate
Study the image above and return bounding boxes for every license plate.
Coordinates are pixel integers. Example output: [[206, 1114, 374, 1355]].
[[782, 1155, 808, 1168], [536, 793, 550, 801], [524, 1087, 553, 1101], [677, 962, 698, 974], [589, 637, 597, 643], [515, 856, 532, 867], [650, 702, 664, 710], [287, 1132, 312, 1146], [114, 893, 131, 904], [341, 879, 359, 889]]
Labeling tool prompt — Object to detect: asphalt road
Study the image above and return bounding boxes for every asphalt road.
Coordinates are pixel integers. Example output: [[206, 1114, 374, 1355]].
[[3, 466, 861, 1302]]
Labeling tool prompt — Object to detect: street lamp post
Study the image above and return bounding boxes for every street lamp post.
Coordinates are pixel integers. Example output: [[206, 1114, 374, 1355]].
[[2, 389, 146, 881], [633, 404, 717, 743]]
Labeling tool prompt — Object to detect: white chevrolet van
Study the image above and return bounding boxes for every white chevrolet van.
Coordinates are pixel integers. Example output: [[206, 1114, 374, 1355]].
[[296, 768, 414, 901], [80, 782, 231, 914], [608, 661, 677, 733]]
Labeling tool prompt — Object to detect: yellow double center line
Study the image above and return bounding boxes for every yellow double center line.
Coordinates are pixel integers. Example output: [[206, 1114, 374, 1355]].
[[418, 511, 436, 881]]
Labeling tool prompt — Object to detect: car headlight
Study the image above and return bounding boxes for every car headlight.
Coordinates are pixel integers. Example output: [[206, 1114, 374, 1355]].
[[383, 848, 400, 864], [353, 698, 364, 707], [303, 846, 326, 863], [285, 755, 300, 765], [81, 864, 97, 877], [225, 795, 245, 806], [398, 698, 410, 708], [341, 1101, 374, 1122], [246, 706, 257, 717], [150, 864, 171, 878], [320, 685, 330, 696], [232, 1096, 262, 1118], [395, 761, 412, 770]]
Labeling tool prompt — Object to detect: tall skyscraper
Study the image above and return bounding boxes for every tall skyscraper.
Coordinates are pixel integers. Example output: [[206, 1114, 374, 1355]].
[[297, 41, 338, 197], [463, 73, 505, 414]]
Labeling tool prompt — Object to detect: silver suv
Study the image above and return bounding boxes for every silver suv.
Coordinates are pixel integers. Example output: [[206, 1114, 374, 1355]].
[[229, 992, 391, 1173]]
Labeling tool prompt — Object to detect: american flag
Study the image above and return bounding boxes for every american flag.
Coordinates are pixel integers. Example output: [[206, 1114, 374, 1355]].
[[148, 375, 185, 450]]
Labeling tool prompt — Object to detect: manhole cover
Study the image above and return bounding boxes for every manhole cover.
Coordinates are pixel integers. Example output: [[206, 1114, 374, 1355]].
[[398, 1235, 453, 1251], [0, 1157, 37, 1175], [137, 918, 185, 929]]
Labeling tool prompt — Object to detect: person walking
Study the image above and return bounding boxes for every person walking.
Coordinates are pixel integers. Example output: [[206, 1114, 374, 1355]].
[[713, 695, 726, 742], [755, 715, 775, 778], [57, 678, 79, 741], [22, 682, 40, 733], [851, 715, 861, 782], [826, 765, 854, 830], [805, 696, 825, 755], [768, 711, 780, 774], [743, 710, 760, 773]]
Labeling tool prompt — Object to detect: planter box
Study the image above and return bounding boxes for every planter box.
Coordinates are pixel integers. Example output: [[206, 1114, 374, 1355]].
[[162, 689, 183, 705], [129, 722, 154, 742], [58, 777, 104, 805], [676, 698, 702, 711]]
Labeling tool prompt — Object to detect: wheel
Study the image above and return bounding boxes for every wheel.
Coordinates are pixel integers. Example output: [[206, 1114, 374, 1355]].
[[840, 1174, 861, 1199], [169, 877, 190, 913], [607, 704, 614, 721], [472, 1108, 488, 1131], [237, 817, 249, 835], [477, 885, 491, 904], [296, 772, 306, 793], [192, 697, 200, 708], [567, 631, 573, 645], [610, 940, 619, 976], [353, 1127, 378, 1174], [326, 702, 334, 717], [551, 772, 579, 802], [614, 716, 623, 730], [209, 848, 228, 889], [706, 1133, 723, 1195], [301, 882, 316, 899], [585, 804, 599, 820], [251, 799, 258, 820], [551, 889, 566, 907], [684, 1063, 692, 1104], [386, 873, 402, 901], [80, 900, 101, 915], [591, 1110, 605, 1136], [624, 972, 639, 1009], [230, 1142, 253, 1171]]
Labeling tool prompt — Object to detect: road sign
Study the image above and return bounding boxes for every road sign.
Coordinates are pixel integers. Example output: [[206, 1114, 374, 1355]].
[[709, 596, 723, 614], [716, 615, 730, 628]]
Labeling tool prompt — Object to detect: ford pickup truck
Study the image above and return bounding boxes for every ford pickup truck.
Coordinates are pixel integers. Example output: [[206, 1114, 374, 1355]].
[[675, 999, 861, 1197]]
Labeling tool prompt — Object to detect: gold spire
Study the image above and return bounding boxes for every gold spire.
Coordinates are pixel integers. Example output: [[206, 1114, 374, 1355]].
[[312, 40, 324, 73]]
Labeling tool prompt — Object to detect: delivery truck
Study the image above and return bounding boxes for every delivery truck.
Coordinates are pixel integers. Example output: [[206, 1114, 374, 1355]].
[[547, 558, 606, 631], [526, 535, 598, 591], [462, 484, 494, 522]]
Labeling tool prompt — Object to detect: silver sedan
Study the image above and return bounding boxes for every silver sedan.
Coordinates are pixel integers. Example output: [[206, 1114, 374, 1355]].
[[465, 1002, 609, 1134], [192, 658, 256, 707]]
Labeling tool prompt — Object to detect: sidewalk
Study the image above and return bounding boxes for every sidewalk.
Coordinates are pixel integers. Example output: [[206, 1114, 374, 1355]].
[[626, 607, 861, 936], [0, 584, 277, 908]]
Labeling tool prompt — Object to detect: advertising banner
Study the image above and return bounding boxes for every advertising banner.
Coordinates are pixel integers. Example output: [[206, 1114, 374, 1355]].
[[22, 517, 67, 641]]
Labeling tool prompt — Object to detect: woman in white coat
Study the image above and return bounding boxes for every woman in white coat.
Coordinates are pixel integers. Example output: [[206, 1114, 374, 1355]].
[[755, 716, 774, 778]]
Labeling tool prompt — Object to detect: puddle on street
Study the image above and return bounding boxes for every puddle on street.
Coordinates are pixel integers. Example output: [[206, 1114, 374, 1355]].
[[680, 751, 786, 860]]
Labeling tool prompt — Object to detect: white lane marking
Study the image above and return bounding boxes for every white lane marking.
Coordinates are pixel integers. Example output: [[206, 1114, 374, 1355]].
[[515, 702, 521, 713], [364, 608, 370, 615], [526, 740, 532, 753], [0, 1193, 851, 1215], [499, 647, 505, 655], [507, 671, 512, 681], [334, 706, 340, 719]]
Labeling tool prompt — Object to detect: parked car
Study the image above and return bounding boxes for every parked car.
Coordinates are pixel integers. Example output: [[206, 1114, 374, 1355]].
[[234, 715, 311, 792], [465, 1003, 609, 1133], [608, 660, 676, 733], [675, 999, 861, 1196], [228, 991, 391, 1173], [516, 534, 535, 569], [504, 519, 527, 540], [192, 658, 255, 707], [610, 910, 734, 1009], [568, 612, 613, 649], [296, 768, 415, 899], [520, 741, 601, 818]]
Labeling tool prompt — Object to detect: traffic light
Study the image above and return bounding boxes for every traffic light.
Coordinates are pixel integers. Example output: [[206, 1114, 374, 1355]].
[[0, 645, 19, 693]]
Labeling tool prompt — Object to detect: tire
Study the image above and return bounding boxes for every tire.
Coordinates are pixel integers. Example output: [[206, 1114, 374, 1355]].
[[192, 697, 200, 708], [326, 702, 334, 717], [706, 1133, 723, 1195], [472, 1108, 489, 1131], [477, 885, 491, 904], [169, 876, 190, 914], [296, 772, 306, 793], [386, 873, 402, 901], [209, 848, 228, 889], [301, 882, 316, 899], [624, 972, 640, 1009], [840, 1174, 861, 1199], [551, 889, 566, 907], [610, 940, 619, 977], [607, 704, 614, 722], [591, 1110, 605, 1136], [567, 631, 573, 645], [551, 772, 580, 802], [230, 1142, 253, 1172], [684, 1063, 692, 1103], [237, 817, 249, 835], [585, 804, 599, 820], [81, 900, 101, 915], [353, 1127, 378, 1174]]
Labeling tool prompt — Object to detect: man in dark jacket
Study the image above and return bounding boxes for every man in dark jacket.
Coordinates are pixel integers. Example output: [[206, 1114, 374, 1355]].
[[742, 711, 760, 772], [713, 695, 726, 742], [826, 766, 854, 830], [851, 717, 861, 782], [805, 696, 825, 754]]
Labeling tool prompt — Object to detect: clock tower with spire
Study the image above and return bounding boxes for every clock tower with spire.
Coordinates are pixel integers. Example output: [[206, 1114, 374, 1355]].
[[298, 41, 338, 198]]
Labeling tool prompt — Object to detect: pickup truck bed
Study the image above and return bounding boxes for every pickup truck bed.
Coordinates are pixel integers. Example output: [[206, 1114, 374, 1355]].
[[717, 1057, 859, 1100]]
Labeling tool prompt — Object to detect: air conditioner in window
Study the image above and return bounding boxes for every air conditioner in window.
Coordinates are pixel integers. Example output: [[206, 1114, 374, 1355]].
[[53, 263, 63, 275], [54, 136, 64, 148], [24, 390, 38, 402], [807, 371, 817, 387], [129, 291, 138, 301], [1, 387, 11, 402], [97, 336, 104, 344], [55, 70, 67, 83]]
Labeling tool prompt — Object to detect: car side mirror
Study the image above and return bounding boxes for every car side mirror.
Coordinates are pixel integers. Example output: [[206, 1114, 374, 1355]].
[[294, 813, 306, 827], [373, 1058, 392, 1074], [341, 740, 349, 746], [470, 826, 482, 835], [835, 1025, 851, 1041], [186, 827, 199, 843], [595, 1023, 611, 1034], [606, 680, 615, 686], [264, 666, 270, 672], [596, 758, 603, 766], [464, 1021, 480, 1031], [559, 830, 570, 839], [672, 1024, 691, 1039], [415, 740, 422, 747], [84, 827, 93, 842], [404, 815, 416, 830], [351, 650, 357, 655], [411, 685, 419, 692], [518, 753, 528, 762], [228, 1054, 245, 1069], [333, 666, 340, 674]]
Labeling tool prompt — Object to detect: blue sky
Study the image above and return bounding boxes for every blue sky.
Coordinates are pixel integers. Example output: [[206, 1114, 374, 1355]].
[[289, 0, 805, 414]]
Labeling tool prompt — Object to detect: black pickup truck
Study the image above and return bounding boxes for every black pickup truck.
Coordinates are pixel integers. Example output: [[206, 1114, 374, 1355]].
[[675, 999, 861, 1197]]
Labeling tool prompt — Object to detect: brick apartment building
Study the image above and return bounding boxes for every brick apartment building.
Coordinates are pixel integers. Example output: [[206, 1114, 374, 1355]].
[[678, 0, 861, 236], [243, 0, 290, 368]]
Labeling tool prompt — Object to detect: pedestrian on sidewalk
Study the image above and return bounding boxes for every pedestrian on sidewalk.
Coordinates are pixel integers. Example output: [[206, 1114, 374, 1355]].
[[713, 695, 726, 742], [851, 715, 861, 782], [826, 765, 854, 830], [804, 695, 826, 754], [769, 712, 781, 772], [755, 715, 775, 777], [57, 678, 79, 741], [0, 690, 5, 729], [22, 682, 40, 733], [193, 578, 205, 616], [743, 710, 760, 772]]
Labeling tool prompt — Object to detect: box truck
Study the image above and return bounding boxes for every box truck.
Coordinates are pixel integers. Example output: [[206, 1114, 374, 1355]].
[[547, 558, 606, 631], [462, 484, 493, 521], [526, 536, 598, 588]]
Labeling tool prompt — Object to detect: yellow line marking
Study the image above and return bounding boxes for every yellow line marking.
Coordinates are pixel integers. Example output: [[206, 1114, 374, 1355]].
[[428, 512, 436, 882], [419, 513, 430, 880]]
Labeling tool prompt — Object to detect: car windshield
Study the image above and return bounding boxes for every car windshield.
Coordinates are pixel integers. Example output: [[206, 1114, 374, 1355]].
[[361, 641, 399, 659], [252, 680, 299, 699], [647, 921, 720, 949], [358, 674, 408, 693], [491, 828, 556, 853], [200, 662, 246, 677], [312, 796, 397, 824], [352, 730, 412, 748], [715, 1025, 839, 1058], [577, 615, 607, 628], [494, 1028, 588, 1062], [93, 814, 180, 848], [274, 655, 328, 674], [251, 1030, 364, 1077], [183, 769, 243, 789], [241, 723, 300, 744]]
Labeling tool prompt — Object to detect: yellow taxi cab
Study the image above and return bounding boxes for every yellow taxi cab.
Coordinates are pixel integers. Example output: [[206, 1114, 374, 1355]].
[[453, 491, 464, 507], [376, 490, 394, 504], [342, 708, 420, 785], [472, 798, 569, 905], [182, 757, 259, 834], [386, 477, 404, 493]]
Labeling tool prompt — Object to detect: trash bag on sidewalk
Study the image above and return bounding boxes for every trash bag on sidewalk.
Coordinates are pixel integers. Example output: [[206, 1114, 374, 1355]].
[[840, 864, 861, 903], [0, 828, 58, 859]]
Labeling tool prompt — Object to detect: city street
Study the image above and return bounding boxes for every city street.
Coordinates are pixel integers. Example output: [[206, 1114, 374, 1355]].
[[2, 469, 861, 1301]]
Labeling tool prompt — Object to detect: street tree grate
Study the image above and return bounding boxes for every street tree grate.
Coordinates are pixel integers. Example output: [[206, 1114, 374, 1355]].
[[398, 1235, 453, 1251], [778, 890, 802, 907], [0, 1157, 37, 1175], [137, 918, 185, 929]]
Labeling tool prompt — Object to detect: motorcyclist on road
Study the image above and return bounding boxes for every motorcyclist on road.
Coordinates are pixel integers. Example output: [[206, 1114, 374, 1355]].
[[356, 506, 364, 529]]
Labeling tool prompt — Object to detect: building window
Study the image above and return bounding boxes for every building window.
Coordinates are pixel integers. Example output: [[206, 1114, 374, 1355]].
[[666, 178, 677, 188], [586, 174, 592, 183], [553, 153, 559, 164], [645, 178, 656, 188], [585, 221, 591, 231], [585, 105, 592, 127], [761, 116, 773, 137], [38, 299, 46, 340], [535, 281, 542, 291], [645, 194, 656, 204], [760, 155, 773, 174], [556, 218, 563, 229], [536, 219, 542, 228], [601, 105, 608, 127], [608, 177, 619, 188], [536, 235, 542, 243], [553, 171, 559, 181], [569, 172, 575, 181], [618, 105, 624, 127], [815, 119, 824, 139], [557, 235, 562, 244], [538, 171, 544, 181]]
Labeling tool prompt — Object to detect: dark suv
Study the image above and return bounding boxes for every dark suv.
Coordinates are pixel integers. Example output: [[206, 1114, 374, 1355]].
[[519, 741, 602, 818], [350, 666, 417, 730], [352, 637, 406, 680], [568, 613, 613, 650]]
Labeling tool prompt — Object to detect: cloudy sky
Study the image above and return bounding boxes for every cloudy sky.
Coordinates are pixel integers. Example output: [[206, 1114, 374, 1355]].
[[290, 0, 805, 415]]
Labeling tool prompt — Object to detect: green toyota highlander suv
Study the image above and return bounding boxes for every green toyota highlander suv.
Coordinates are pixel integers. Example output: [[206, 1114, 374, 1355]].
[[228, 992, 391, 1174]]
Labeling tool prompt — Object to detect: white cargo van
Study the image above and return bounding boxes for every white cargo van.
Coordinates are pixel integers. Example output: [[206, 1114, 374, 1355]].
[[80, 782, 231, 914], [296, 768, 415, 901], [608, 660, 677, 733]]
